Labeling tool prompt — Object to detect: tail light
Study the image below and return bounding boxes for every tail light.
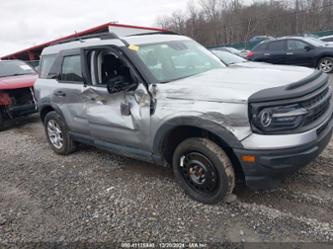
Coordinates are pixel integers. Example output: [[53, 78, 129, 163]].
[[247, 51, 254, 60]]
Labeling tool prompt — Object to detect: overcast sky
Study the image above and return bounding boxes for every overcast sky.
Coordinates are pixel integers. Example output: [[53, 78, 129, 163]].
[[0, 0, 194, 57]]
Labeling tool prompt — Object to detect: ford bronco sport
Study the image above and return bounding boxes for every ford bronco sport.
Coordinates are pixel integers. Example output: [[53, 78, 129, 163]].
[[34, 33, 333, 204]]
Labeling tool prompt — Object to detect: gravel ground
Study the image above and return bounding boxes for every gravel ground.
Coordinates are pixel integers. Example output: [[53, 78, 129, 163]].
[[0, 76, 333, 245]]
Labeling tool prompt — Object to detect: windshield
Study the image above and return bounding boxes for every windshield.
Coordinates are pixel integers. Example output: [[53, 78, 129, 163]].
[[211, 50, 247, 65], [136, 40, 225, 83], [0, 60, 35, 77]]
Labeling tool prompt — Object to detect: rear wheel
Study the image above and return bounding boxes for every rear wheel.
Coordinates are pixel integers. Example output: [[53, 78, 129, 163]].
[[318, 57, 333, 73], [172, 138, 235, 204], [44, 111, 76, 155]]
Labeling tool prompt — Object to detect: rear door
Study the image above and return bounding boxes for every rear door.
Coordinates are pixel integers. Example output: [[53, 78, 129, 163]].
[[50, 49, 89, 135], [264, 40, 287, 64]]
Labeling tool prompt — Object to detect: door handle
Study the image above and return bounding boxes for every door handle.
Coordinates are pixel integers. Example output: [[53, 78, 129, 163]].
[[264, 53, 270, 56], [286, 52, 294, 55], [54, 91, 66, 97]]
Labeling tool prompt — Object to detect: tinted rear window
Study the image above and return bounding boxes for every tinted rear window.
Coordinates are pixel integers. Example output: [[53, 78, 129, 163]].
[[267, 41, 285, 51], [40, 55, 56, 78]]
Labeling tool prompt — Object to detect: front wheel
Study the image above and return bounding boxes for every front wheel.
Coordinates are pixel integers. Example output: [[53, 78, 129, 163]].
[[172, 138, 235, 204], [318, 57, 333, 73], [44, 111, 76, 155]]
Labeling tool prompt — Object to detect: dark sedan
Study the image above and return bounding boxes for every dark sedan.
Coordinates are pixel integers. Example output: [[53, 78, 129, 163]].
[[248, 37, 333, 73]]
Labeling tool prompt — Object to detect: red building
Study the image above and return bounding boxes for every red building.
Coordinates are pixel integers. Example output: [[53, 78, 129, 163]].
[[1, 22, 168, 61]]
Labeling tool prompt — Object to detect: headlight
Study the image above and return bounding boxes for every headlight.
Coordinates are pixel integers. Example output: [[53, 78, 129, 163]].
[[250, 103, 308, 133]]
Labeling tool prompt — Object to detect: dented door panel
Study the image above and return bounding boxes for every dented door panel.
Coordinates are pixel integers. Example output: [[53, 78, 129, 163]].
[[83, 84, 151, 149]]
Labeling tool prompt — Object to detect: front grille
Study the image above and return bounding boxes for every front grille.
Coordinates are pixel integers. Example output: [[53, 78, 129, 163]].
[[5, 87, 35, 106], [301, 86, 331, 127]]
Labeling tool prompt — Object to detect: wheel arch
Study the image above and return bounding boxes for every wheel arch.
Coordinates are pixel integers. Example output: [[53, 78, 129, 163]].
[[152, 117, 245, 179], [317, 54, 333, 65], [40, 104, 65, 123]]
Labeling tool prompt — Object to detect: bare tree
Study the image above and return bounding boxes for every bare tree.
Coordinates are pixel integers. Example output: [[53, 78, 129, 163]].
[[156, 0, 333, 47]]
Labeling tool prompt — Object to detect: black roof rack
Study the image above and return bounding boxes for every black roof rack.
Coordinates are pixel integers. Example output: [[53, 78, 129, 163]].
[[52, 32, 120, 46], [51, 30, 177, 47], [128, 31, 178, 37]]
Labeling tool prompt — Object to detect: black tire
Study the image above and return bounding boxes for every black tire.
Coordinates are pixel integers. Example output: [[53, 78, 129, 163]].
[[44, 111, 76, 155], [318, 57, 333, 73], [172, 138, 235, 204]]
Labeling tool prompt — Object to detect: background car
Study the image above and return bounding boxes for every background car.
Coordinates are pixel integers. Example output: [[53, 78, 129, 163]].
[[320, 35, 333, 43], [0, 60, 38, 130], [249, 35, 274, 43], [211, 49, 298, 70], [248, 36, 333, 73], [210, 49, 247, 65], [212, 46, 251, 58], [213, 46, 242, 56]]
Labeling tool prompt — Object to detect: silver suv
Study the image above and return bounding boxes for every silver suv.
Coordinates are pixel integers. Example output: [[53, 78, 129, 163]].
[[34, 33, 333, 204]]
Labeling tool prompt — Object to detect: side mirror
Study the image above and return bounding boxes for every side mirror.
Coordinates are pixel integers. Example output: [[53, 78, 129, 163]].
[[305, 46, 312, 51]]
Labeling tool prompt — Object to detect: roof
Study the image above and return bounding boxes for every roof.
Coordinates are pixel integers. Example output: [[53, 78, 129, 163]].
[[1, 22, 169, 59], [258, 36, 306, 44], [42, 34, 189, 55]]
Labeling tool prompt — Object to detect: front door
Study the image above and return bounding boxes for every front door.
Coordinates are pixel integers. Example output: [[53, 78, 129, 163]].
[[286, 39, 315, 67], [83, 84, 151, 150], [81, 47, 152, 151]]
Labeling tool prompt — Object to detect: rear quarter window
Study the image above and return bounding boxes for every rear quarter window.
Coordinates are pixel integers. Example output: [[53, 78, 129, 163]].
[[40, 54, 56, 78], [253, 43, 267, 52]]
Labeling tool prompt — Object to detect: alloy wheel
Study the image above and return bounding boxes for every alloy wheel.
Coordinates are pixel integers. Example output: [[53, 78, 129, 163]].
[[319, 58, 333, 73], [47, 120, 63, 149]]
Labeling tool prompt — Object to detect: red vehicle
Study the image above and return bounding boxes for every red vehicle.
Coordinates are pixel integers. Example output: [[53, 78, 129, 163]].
[[0, 60, 38, 130]]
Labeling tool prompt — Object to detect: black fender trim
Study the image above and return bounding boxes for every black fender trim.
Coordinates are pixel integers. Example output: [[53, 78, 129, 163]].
[[152, 116, 243, 163], [39, 102, 65, 123]]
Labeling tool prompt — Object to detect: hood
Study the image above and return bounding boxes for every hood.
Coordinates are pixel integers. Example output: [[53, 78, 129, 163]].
[[159, 66, 315, 103], [230, 61, 282, 69], [0, 74, 38, 90]]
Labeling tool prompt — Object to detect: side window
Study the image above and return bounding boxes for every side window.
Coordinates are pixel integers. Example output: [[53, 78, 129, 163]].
[[89, 50, 134, 88], [40, 55, 56, 78], [267, 41, 285, 52], [253, 43, 267, 52], [60, 55, 83, 82], [287, 40, 308, 50]]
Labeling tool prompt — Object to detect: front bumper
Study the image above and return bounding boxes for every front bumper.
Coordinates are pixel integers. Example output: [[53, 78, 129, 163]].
[[234, 113, 333, 189]]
